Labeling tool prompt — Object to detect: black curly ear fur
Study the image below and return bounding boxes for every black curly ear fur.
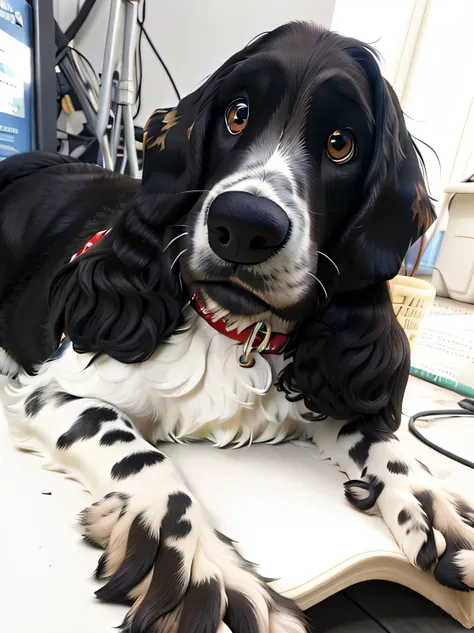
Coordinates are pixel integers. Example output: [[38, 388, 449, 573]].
[[48, 44, 257, 364], [49, 219, 186, 363], [48, 103, 202, 363], [279, 283, 409, 431]]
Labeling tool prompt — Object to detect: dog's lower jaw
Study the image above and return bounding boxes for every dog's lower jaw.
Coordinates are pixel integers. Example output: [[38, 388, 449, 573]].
[[199, 280, 270, 316]]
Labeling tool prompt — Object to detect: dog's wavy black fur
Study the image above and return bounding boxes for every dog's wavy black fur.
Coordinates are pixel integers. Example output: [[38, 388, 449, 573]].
[[0, 22, 435, 439]]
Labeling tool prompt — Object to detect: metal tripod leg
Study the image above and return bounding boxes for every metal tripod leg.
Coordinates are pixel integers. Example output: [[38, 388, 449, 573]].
[[96, 0, 140, 176], [119, 0, 139, 177]]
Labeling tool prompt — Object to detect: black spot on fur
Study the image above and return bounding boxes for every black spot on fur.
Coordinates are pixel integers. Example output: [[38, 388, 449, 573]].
[[161, 492, 192, 539], [387, 460, 409, 475], [398, 508, 411, 525], [111, 451, 165, 480], [25, 387, 49, 417], [55, 392, 81, 406], [434, 546, 471, 592], [416, 459, 432, 475], [349, 437, 372, 468], [225, 589, 259, 633], [95, 552, 109, 579], [56, 407, 118, 450], [361, 467, 367, 478], [339, 423, 392, 469], [344, 475, 384, 512], [414, 490, 435, 524], [179, 579, 222, 633], [398, 509, 411, 525], [95, 513, 159, 601], [413, 490, 437, 571], [134, 547, 187, 629], [100, 429, 136, 446]]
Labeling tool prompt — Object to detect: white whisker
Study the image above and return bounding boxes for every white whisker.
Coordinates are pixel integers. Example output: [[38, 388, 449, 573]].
[[170, 249, 187, 270], [163, 232, 188, 252], [316, 251, 340, 275], [307, 272, 328, 299]]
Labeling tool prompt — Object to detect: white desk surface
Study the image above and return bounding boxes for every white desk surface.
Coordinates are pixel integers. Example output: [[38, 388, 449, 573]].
[[1, 373, 473, 633]]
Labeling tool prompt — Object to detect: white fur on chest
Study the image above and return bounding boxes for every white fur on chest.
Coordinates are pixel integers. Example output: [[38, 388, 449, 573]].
[[39, 308, 311, 446]]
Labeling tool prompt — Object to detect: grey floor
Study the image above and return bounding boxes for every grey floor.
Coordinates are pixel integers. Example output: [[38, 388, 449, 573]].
[[306, 581, 468, 632]]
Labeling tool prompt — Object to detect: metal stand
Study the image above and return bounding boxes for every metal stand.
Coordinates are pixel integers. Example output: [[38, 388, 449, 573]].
[[95, 0, 140, 177]]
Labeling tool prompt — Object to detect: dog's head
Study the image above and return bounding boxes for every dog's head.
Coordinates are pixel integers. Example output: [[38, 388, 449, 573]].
[[140, 21, 434, 324], [52, 22, 434, 367]]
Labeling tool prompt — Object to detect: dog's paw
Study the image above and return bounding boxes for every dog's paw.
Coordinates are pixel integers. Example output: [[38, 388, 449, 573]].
[[79, 491, 307, 632], [345, 472, 474, 591]]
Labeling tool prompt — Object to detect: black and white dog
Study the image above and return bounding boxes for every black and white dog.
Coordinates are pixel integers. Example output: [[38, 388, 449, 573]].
[[1, 22, 474, 633]]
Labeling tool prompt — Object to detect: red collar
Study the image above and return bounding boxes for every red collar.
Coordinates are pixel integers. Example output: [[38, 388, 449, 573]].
[[191, 294, 289, 355], [72, 230, 290, 358]]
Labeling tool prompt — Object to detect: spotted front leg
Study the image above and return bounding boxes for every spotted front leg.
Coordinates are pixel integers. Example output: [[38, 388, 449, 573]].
[[5, 379, 307, 633], [312, 419, 474, 591]]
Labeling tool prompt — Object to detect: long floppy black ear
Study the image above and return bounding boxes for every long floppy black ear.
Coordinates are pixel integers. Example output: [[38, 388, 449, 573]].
[[279, 283, 410, 431], [331, 43, 436, 292], [279, 44, 435, 429], [49, 46, 255, 363]]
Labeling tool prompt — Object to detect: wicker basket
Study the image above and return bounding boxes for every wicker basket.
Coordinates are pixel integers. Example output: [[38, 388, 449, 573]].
[[389, 275, 436, 350]]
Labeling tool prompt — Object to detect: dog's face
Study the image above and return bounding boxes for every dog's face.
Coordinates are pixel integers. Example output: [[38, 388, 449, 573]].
[[141, 22, 435, 324], [185, 34, 375, 322], [52, 23, 435, 366]]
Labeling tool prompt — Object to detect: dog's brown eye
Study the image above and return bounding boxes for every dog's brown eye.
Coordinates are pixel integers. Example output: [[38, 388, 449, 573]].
[[326, 130, 356, 164], [225, 100, 249, 135]]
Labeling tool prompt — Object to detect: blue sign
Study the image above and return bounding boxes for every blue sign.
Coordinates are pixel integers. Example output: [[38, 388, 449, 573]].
[[0, 0, 34, 160]]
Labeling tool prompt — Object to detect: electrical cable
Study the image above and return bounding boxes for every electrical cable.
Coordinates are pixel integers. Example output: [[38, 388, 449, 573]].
[[134, 0, 146, 120], [141, 24, 181, 102], [134, 0, 181, 110], [408, 398, 474, 469], [65, 0, 97, 44], [69, 47, 100, 87]]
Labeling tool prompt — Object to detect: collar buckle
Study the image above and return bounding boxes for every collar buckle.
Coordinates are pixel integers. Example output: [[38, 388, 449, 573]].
[[238, 321, 272, 368]]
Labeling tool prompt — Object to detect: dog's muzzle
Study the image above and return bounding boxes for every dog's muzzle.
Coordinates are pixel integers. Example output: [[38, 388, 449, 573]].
[[207, 191, 290, 265]]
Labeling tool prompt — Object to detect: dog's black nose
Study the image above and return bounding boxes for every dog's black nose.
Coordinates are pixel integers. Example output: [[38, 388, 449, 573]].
[[207, 191, 290, 265]]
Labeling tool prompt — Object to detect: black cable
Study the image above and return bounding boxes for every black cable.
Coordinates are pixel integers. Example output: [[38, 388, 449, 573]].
[[141, 25, 180, 101], [65, 0, 97, 43], [134, 0, 146, 120], [57, 129, 94, 140], [69, 47, 100, 87], [136, 0, 180, 104], [408, 399, 474, 469]]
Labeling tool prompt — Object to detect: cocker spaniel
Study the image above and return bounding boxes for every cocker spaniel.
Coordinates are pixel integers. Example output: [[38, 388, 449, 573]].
[[1, 22, 473, 633]]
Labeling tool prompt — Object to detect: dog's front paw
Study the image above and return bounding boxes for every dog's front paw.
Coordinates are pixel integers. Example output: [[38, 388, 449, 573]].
[[80, 491, 307, 632], [345, 467, 474, 591]]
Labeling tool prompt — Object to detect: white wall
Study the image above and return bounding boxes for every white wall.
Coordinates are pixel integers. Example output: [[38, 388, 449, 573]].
[[55, 0, 335, 127]]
